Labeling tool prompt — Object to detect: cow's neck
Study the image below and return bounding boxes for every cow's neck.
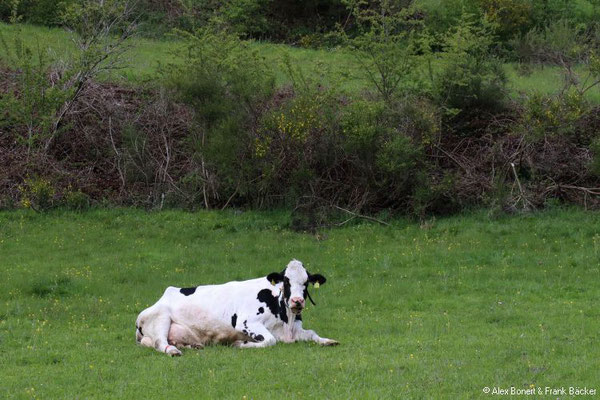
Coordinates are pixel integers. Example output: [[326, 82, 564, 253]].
[[278, 290, 297, 341]]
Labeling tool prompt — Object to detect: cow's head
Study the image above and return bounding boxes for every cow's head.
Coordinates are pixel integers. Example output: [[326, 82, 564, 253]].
[[267, 259, 326, 315]]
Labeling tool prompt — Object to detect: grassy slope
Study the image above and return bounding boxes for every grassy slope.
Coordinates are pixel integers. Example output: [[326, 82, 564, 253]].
[[2, 22, 600, 102], [1, 209, 599, 398]]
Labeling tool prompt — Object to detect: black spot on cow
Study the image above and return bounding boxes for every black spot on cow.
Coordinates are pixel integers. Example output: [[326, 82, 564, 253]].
[[244, 329, 265, 342], [243, 320, 249, 329], [257, 289, 288, 323], [283, 277, 291, 301], [180, 287, 196, 296], [231, 313, 237, 328], [256, 307, 264, 315], [257, 289, 278, 315], [137, 325, 143, 336]]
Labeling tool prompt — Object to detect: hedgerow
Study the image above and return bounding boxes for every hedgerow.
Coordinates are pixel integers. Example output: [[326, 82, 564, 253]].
[[2, 1, 600, 223]]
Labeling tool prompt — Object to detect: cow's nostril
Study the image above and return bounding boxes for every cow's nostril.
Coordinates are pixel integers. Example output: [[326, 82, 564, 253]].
[[291, 297, 304, 307]]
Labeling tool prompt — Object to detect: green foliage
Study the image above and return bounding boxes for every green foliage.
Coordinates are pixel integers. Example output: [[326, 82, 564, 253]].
[[339, 0, 423, 102], [513, 20, 600, 98], [7, 0, 22, 23], [0, 0, 77, 26], [520, 89, 588, 139], [411, 171, 459, 218], [60, 0, 129, 38], [479, 0, 534, 42], [166, 28, 276, 204], [433, 14, 508, 115], [0, 31, 74, 151], [63, 187, 90, 210], [340, 99, 386, 160], [376, 132, 420, 178], [416, 0, 600, 46], [515, 20, 599, 140], [118, 0, 349, 41], [252, 85, 341, 205], [514, 20, 586, 65], [250, 69, 437, 213], [414, 0, 482, 35], [218, 0, 273, 38]]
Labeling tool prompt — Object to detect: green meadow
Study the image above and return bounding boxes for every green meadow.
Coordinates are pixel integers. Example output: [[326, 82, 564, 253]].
[[1, 208, 599, 398], [2, 22, 600, 102]]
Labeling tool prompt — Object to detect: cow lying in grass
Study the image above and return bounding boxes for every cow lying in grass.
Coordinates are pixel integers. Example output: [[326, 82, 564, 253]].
[[136, 259, 339, 356]]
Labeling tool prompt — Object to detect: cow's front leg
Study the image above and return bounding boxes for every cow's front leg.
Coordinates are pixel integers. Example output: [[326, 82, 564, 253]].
[[232, 322, 276, 348], [293, 320, 339, 346]]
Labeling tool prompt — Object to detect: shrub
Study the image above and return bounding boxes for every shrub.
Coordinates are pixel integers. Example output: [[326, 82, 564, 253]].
[[0, 0, 77, 25], [63, 187, 90, 210], [338, 0, 424, 103], [218, 0, 273, 39], [166, 28, 276, 207], [515, 19, 599, 141], [433, 14, 508, 116], [0, 32, 74, 152], [252, 80, 435, 214], [18, 176, 56, 211], [479, 0, 534, 43], [415, 0, 481, 35], [519, 90, 588, 139]]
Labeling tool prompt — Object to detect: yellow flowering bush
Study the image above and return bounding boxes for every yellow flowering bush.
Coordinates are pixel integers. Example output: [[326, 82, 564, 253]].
[[18, 177, 56, 211], [521, 89, 587, 138]]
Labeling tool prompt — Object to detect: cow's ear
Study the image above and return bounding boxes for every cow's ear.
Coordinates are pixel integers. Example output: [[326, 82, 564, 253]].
[[308, 273, 326, 286], [267, 272, 284, 285]]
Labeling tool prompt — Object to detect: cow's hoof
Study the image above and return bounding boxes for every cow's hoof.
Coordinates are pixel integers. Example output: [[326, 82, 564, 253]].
[[166, 346, 182, 356], [320, 339, 339, 346]]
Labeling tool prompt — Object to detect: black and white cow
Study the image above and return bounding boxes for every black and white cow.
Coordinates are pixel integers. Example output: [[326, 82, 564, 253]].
[[135, 259, 339, 356]]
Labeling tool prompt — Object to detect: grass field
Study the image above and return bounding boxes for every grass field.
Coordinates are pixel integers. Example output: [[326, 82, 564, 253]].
[[1, 208, 599, 398], [2, 22, 600, 103]]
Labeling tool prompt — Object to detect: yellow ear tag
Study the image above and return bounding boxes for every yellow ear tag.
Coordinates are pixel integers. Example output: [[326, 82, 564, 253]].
[[271, 280, 276, 286], [314, 282, 320, 289]]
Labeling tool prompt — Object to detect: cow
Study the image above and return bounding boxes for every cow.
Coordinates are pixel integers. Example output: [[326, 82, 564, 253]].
[[135, 259, 339, 356]]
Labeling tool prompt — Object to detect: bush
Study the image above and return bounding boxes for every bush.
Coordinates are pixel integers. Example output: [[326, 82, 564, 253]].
[[0, 32, 74, 151], [519, 90, 588, 139], [18, 176, 56, 210], [250, 83, 436, 214], [218, 0, 273, 39], [63, 187, 90, 210], [166, 28, 276, 207], [479, 0, 534, 43], [433, 14, 508, 116], [338, 0, 424, 103], [0, 0, 77, 25], [415, 0, 481, 35]]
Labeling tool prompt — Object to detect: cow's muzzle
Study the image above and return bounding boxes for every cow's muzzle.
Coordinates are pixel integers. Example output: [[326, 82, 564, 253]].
[[290, 297, 304, 314]]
